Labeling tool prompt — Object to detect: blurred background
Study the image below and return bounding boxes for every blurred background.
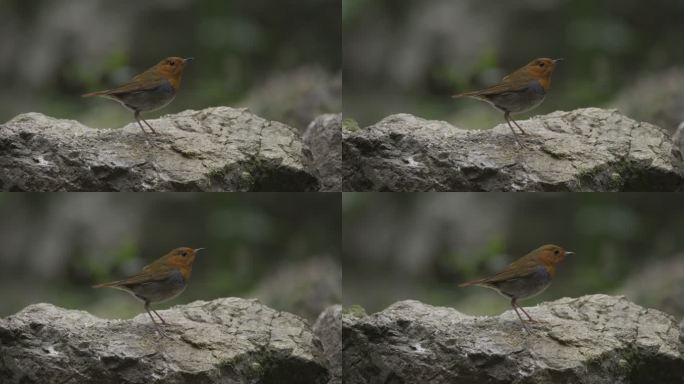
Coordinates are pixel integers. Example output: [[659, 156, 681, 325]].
[[0, 0, 341, 133], [343, 193, 684, 321], [343, 0, 684, 134], [0, 193, 341, 324]]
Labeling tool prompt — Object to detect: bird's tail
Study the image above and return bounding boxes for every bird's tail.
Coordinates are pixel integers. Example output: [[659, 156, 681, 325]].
[[92, 281, 118, 288], [451, 90, 481, 99], [81, 90, 108, 98], [458, 277, 489, 287]]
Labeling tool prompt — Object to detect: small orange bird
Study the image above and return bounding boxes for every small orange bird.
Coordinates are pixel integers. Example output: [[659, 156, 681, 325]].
[[459, 244, 573, 332], [93, 247, 204, 336], [453, 58, 562, 148], [82, 57, 193, 135]]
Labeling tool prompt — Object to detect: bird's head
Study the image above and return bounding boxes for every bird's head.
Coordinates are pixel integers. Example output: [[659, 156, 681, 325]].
[[502, 57, 562, 91], [153, 57, 193, 81], [154, 247, 205, 279], [535, 244, 573, 267], [524, 58, 562, 79]]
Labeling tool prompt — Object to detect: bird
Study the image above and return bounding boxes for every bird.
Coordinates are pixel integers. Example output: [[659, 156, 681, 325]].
[[82, 57, 193, 135], [452, 58, 562, 148], [93, 247, 204, 336], [458, 244, 573, 332]]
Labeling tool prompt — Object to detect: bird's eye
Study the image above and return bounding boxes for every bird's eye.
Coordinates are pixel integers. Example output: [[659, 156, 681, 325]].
[[554, 250, 559, 255], [169, 61, 175, 66], [181, 251, 187, 257], [539, 62, 545, 67]]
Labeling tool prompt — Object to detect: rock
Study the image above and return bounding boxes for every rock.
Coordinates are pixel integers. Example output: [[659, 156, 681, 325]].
[[314, 305, 342, 384], [342, 294, 684, 384], [673, 122, 684, 162], [0, 107, 319, 191], [343, 108, 684, 191], [681, 319, 684, 354], [0, 297, 329, 384], [303, 114, 342, 192]]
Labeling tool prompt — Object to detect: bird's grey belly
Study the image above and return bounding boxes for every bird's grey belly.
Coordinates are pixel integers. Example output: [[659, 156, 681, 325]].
[[491, 266, 551, 300], [129, 270, 186, 303], [119, 80, 176, 112], [489, 80, 546, 114]]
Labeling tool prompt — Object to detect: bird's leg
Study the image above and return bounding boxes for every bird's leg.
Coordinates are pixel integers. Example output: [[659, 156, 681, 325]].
[[511, 298, 532, 333], [134, 111, 150, 135], [509, 116, 527, 135], [504, 113, 526, 148], [140, 117, 157, 134], [144, 301, 168, 337], [516, 304, 535, 322], [150, 308, 167, 325]]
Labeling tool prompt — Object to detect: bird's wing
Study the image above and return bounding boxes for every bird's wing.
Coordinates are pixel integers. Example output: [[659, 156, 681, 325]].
[[454, 79, 533, 98], [99, 76, 165, 96], [480, 262, 543, 285], [501, 64, 536, 82], [142, 255, 170, 272], [459, 256, 543, 287], [93, 266, 175, 288]]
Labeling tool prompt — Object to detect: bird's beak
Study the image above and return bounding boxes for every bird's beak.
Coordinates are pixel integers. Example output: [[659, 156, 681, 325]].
[[566, 251, 575, 256], [184, 57, 194, 63], [553, 58, 564, 64], [194, 248, 205, 253]]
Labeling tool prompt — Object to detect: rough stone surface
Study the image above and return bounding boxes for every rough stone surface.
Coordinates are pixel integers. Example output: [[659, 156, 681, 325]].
[[0, 107, 319, 191], [303, 114, 342, 191], [673, 122, 684, 161], [680, 319, 684, 355], [314, 305, 342, 384], [343, 108, 684, 191], [0, 297, 329, 384], [343, 294, 684, 384]]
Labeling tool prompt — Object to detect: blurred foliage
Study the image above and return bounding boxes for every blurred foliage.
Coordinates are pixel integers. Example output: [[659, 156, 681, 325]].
[[343, 0, 684, 128], [0, 0, 340, 129], [0, 193, 340, 322], [343, 193, 684, 320]]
